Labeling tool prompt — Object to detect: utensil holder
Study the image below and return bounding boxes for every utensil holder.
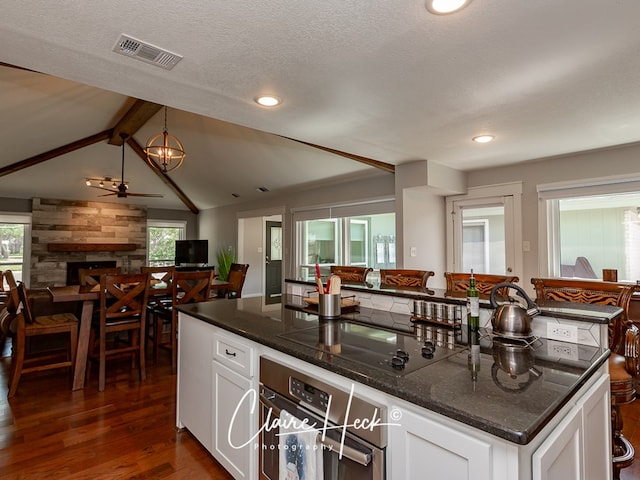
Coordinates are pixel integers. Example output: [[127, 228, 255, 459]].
[[318, 294, 341, 318]]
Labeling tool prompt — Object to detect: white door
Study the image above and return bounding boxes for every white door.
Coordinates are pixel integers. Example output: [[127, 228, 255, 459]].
[[446, 183, 522, 278]]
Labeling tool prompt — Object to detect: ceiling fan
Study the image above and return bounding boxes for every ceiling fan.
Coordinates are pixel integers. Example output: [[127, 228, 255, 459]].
[[91, 134, 163, 198]]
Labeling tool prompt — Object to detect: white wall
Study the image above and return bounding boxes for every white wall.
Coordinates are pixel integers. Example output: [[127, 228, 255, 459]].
[[238, 216, 263, 296], [467, 142, 640, 286], [401, 187, 447, 288]]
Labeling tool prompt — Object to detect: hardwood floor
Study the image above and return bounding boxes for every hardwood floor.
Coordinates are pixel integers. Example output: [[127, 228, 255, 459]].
[[620, 401, 640, 480], [0, 340, 233, 480]]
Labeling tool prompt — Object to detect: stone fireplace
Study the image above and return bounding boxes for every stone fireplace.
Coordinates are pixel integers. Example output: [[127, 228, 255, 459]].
[[30, 198, 147, 288]]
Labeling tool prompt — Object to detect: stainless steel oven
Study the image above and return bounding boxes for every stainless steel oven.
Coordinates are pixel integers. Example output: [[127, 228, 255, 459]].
[[259, 357, 386, 480]]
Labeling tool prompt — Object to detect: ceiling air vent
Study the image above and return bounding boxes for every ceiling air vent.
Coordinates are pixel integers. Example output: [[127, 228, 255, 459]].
[[112, 34, 182, 70]]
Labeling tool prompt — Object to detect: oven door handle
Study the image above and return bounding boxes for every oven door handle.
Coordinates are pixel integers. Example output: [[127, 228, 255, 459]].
[[260, 392, 372, 467]]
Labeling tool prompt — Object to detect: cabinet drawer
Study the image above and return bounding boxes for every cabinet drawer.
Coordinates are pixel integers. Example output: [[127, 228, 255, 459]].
[[213, 332, 254, 378]]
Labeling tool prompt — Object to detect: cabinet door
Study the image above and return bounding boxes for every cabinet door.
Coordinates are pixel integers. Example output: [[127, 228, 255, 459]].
[[579, 374, 611, 480], [389, 406, 493, 480], [212, 360, 257, 480], [532, 406, 583, 480], [177, 313, 214, 452]]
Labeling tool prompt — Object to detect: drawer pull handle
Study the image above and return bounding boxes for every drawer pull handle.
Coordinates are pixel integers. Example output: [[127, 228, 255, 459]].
[[225, 349, 237, 357]]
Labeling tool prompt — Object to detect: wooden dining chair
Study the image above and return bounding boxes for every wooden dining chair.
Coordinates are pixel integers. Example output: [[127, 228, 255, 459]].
[[141, 266, 175, 364], [77, 267, 121, 286], [158, 270, 213, 373], [85, 272, 150, 391], [226, 263, 249, 299], [444, 272, 520, 296], [380, 269, 434, 289], [8, 282, 78, 397], [329, 265, 373, 286]]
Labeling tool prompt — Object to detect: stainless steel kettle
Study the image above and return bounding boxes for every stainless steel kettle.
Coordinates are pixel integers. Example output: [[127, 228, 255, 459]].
[[490, 283, 540, 339]]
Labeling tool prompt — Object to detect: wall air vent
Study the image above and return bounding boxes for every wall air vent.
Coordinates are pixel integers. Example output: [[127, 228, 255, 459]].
[[112, 34, 182, 70]]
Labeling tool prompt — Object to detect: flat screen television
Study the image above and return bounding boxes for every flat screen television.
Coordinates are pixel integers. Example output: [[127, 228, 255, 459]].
[[175, 239, 208, 265]]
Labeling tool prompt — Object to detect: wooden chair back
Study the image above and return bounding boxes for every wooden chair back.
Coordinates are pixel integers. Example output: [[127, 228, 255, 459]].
[[1, 270, 19, 337], [444, 272, 520, 296], [226, 263, 249, 299], [78, 267, 121, 286], [141, 266, 175, 300], [100, 273, 150, 322], [15, 282, 36, 325], [172, 270, 214, 306], [329, 265, 373, 285], [531, 277, 638, 352], [380, 269, 434, 289]]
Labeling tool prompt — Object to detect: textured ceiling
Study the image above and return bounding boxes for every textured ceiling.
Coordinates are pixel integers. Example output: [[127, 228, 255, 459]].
[[1, 1, 640, 211]]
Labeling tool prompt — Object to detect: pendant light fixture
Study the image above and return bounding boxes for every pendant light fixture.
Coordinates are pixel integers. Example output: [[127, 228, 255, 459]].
[[144, 105, 186, 173]]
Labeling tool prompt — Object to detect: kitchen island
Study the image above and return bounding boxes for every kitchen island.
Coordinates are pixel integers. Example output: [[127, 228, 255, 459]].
[[176, 295, 618, 480]]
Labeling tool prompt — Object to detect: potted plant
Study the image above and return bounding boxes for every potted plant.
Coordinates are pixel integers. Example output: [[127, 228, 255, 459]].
[[216, 245, 237, 282]]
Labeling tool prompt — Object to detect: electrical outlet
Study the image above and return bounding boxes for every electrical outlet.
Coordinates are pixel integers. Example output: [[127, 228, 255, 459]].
[[546, 322, 578, 343], [547, 340, 579, 361]]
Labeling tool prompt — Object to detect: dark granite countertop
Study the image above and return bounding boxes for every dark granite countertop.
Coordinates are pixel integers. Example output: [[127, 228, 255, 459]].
[[178, 296, 609, 445], [285, 278, 623, 324]]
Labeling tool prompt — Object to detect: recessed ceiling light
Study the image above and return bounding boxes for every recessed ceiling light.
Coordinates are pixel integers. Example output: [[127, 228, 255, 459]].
[[426, 0, 472, 15], [472, 135, 495, 144], [255, 95, 281, 107]]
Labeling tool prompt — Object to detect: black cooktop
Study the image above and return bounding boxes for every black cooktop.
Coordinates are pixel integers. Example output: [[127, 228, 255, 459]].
[[278, 319, 466, 376]]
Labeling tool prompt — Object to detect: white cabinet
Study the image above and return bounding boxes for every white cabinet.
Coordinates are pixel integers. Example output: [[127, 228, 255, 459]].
[[532, 373, 611, 480], [580, 374, 611, 480], [176, 313, 214, 452], [389, 371, 611, 480], [532, 407, 583, 480], [212, 331, 258, 480], [177, 313, 259, 480], [389, 406, 494, 480]]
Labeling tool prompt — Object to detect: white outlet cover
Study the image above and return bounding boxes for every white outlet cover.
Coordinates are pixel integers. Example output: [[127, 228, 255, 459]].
[[546, 322, 578, 343]]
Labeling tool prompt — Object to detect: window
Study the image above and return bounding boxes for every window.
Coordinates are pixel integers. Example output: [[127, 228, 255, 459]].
[[296, 212, 395, 280], [543, 191, 640, 281], [147, 220, 186, 266], [0, 213, 31, 284]]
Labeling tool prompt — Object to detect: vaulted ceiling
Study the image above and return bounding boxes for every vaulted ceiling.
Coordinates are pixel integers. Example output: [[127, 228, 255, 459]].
[[1, 1, 640, 212]]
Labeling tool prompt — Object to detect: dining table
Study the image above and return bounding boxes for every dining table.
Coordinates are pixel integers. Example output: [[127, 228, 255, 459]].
[[47, 284, 100, 391], [48, 278, 232, 390]]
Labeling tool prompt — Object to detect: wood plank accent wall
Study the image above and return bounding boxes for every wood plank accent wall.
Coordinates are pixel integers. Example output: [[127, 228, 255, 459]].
[[31, 198, 147, 288]]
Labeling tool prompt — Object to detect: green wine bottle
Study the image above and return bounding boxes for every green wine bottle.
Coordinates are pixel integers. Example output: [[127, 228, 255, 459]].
[[467, 269, 480, 335]]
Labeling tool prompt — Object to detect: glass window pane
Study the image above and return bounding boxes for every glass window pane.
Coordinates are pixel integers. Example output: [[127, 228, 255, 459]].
[[461, 206, 505, 274], [0, 223, 26, 282], [349, 220, 367, 265], [296, 212, 395, 280], [306, 219, 337, 266], [557, 192, 640, 281], [147, 224, 184, 266]]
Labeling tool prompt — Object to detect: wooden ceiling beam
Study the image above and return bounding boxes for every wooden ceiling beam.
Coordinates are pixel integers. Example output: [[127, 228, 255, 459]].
[[279, 136, 395, 174], [126, 136, 199, 215], [0, 129, 113, 178], [108, 99, 163, 146]]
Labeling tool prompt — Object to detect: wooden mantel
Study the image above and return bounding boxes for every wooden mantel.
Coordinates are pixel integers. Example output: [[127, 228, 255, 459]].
[[47, 243, 138, 252]]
